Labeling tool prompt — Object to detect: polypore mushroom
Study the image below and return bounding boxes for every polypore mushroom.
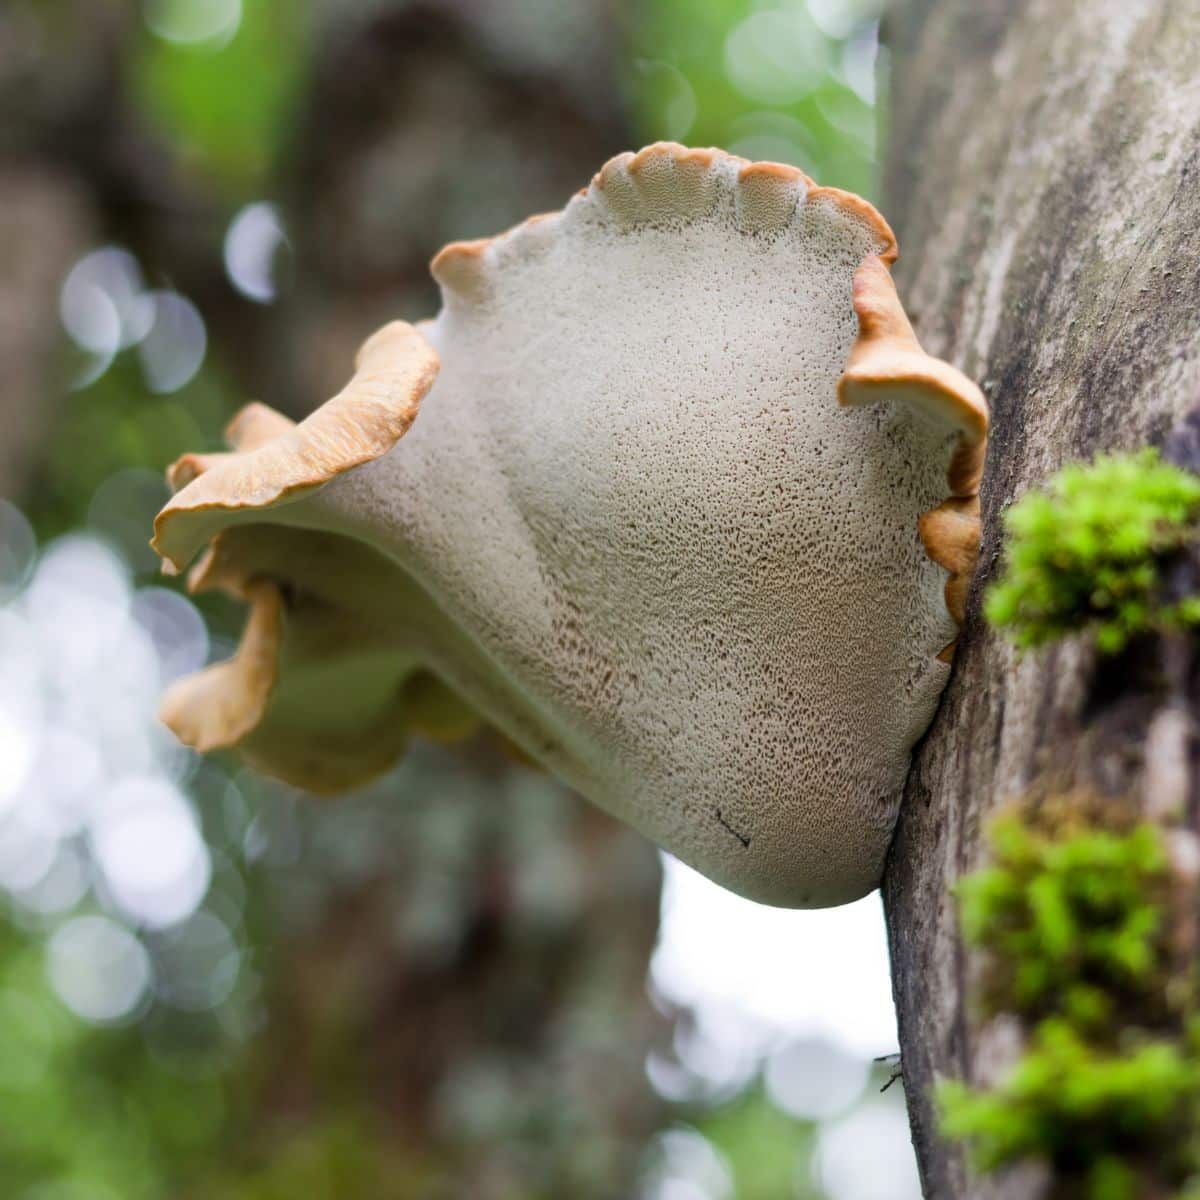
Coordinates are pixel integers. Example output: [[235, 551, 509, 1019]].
[[152, 143, 987, 908]]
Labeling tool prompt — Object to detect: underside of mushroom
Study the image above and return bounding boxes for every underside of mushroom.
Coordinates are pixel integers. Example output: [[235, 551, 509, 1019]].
[[152, 143, 987, 908]]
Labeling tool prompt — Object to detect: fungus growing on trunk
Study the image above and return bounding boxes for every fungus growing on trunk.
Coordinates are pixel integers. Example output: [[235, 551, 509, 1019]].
[[152, 144, 987, 907]]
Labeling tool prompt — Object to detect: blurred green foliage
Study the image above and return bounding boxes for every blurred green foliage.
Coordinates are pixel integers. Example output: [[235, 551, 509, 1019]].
[[697, 1085, 822, 1198], [132, 2, 311, 195], [0, 921, 227, 1199], [37, 357, 231, 544], [629, 0, 883, 197]]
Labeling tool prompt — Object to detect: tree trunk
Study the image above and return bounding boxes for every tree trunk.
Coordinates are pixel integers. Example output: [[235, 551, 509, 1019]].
[[880, 2, 1200, 1196]]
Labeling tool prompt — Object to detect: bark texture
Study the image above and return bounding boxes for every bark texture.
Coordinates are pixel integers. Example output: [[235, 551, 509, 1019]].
[[880, 2, 1200, 1196]]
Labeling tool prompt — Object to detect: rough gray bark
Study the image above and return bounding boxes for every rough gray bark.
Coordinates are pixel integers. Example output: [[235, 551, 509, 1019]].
[[880, 2, 1200, 1196]]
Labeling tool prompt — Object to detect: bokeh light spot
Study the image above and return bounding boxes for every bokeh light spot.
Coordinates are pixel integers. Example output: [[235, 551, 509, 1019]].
[[27, 535, 132, 676], [13, 842, 90, 915], [815, 1099, 923, 1199], [0, 813, 58, 892], [132, 586, 210, 686], [0, 499, 36, 603], [0, 704, 36, 815], [59, 247, 156, 387], [149, 910, 240, 1011], [223, 202, 289, 303], [807, 0, 861, 40], [764, 1035, 869, 1121], [640, 1126, 734, 1200], [90, 776, 211, 929], [723, 11, 829, 107], [28, 727, 104, 838], [842, 24, 881, 106], [87, 470, 171, 574], [142, 0, 243, 47], [138, 292, 206, 394], [60, 247, 155, 352], [634, 61, 697, 142], [47, 915, 151, 1024], [727, 111, 818, 172]]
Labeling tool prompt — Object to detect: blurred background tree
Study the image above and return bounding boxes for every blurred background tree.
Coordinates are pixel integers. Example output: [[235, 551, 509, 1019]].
[[0, 2, 914, 1197]]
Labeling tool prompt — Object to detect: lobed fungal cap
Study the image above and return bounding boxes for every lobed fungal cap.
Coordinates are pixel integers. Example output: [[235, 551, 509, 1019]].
[[151, 144, 987, 907]]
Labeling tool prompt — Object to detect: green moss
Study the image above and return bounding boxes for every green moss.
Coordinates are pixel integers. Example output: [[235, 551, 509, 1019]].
[[940, 812, 1200, 1197], [985, 449, 1200, 653], [940, 1021, 1200, 1190], [958, 819, 1170, 1029]]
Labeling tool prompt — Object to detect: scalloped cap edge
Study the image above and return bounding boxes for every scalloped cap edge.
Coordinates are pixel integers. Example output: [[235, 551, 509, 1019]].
[[158, 579, 282, 753], [160, 525, 483, 792], [430, 142, 898, 301], [150, 321, 439, 572], [836, 254, 989, 644]]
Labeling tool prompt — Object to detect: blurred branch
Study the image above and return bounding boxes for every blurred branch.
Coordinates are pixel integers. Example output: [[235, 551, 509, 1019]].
[[0, 167, 92, 498]]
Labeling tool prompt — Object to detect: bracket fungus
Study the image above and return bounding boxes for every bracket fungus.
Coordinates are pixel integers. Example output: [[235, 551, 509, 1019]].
[[152, 144, 987, 908]]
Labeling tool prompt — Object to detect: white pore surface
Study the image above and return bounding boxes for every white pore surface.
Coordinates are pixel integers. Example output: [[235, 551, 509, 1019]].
[[324, 151, 957, 906]]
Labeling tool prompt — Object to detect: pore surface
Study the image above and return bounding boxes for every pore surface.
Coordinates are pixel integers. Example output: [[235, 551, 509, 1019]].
[[313, 151, 959, 905]]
